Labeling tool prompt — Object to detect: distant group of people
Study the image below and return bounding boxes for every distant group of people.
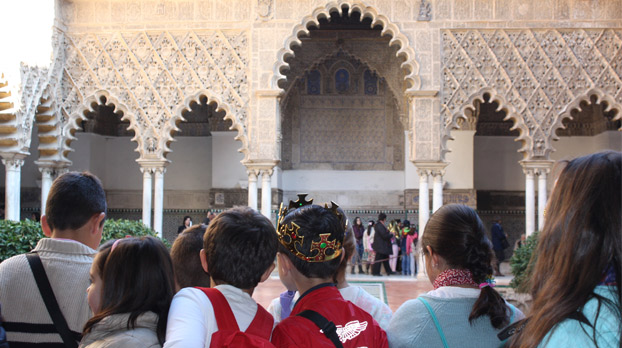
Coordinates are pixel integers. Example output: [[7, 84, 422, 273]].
[[0, 150, 619, 347], [351, 216, 419, 277]]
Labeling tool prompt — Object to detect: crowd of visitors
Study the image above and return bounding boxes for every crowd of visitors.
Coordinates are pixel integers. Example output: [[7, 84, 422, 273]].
[[0, 150, 619, 347]]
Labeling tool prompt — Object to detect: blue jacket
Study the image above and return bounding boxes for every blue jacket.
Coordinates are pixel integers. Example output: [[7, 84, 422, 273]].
[[491, 223, 505, 251], [539, 285, 620, 347]]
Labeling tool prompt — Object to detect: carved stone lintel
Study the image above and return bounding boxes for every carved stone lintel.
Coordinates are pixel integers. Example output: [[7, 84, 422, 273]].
[[520, 160, 554, 176]]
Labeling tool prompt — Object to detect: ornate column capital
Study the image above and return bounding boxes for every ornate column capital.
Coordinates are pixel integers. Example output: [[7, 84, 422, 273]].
[[414, 161, 448, 177], [520, 160, 554, 176], [137, 159, 169, 175], [2, 157, 25, 170], [247, 169, 259, 180], [140, 167, 156, 175]]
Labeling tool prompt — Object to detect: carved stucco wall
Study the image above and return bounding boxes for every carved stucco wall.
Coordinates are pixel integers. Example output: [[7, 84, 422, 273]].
[[441, 29, 622, 161], [42, 27, 250, 163]]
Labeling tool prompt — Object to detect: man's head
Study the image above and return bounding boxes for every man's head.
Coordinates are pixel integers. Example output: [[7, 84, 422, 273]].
[[170, 224, 210, 290], [200, 207, 277, 290], [277, 201, 346, 280], [42, 172, 107, 249], [378, 212, 387, 222]]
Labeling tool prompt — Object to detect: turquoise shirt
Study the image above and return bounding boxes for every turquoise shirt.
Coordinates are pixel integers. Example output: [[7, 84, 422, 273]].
[[387, 292, 522, 348], [539, 285, 620, 347]]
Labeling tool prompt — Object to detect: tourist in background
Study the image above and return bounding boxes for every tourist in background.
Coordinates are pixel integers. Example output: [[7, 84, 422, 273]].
[[387, 204, 523, 347], [491, 218, 508, 276], [388, 220, 400, 273], [372, 213, 394, 276], [363, 220, 375, 274], [177, 216, 192, 234], [509, 151, 621, 347], [351, 217, 365, 274]]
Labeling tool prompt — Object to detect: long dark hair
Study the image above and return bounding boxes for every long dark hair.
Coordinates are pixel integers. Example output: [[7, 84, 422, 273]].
[[510, 151, 621, 347], [366, 220, 375, 236], [422, 204, 510, 329], [83, 237, 175, 344]]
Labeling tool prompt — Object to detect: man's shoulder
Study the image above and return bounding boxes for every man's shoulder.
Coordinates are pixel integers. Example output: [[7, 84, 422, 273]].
[[0, 253, 29, 276]]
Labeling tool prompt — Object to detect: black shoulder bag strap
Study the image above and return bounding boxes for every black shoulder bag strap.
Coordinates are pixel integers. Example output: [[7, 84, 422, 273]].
[[26, 252, 79, 348], [297, 310, 344, 348]]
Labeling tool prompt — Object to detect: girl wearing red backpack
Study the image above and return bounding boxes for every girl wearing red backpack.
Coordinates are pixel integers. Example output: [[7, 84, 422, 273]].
[[81, 236, 175, 347]]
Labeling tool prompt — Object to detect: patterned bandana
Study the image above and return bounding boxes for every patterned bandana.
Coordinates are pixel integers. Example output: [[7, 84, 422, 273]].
[[433, 269, 478, 289]]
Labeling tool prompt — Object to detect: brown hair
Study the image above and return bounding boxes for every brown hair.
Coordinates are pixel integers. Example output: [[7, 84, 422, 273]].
[[83, 237, 175, 344], [422, 204, 510, 329], [334, 224, 356, 283], [510, 151, 621, 347], [170, 224, 210, 289]]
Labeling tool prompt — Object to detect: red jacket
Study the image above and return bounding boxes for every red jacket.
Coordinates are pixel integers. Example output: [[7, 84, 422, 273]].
[[271, 284, 388, 348]]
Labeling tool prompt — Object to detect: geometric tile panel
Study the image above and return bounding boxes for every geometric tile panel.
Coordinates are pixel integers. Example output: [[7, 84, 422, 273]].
[[442, 29, 622, 160]]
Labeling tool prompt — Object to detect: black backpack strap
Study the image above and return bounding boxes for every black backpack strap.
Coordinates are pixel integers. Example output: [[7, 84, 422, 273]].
[[297, 310, 343, 348], [26, 252, 79, 348]]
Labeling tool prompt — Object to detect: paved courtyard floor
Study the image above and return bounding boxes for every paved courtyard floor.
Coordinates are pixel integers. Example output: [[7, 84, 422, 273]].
[[253, 272, 514, 312]]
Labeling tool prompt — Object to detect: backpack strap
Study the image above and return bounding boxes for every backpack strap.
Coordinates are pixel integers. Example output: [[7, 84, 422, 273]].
[[418, 298, 449, 348], [25, 252, 79, 348], [197, 287, 273, 339], [244, 304, 273, 339], [297, 310, 343, 348], [197, 288, 240, 331]]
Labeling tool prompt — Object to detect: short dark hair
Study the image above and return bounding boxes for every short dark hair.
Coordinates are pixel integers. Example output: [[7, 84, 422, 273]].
[[45, 172, 107, 231], [170, 224, 210, 288], [279, 205, 345, 279], [378, 212, 387, 221], [204, 207, 278, 289], [83, 237, 175, 344]]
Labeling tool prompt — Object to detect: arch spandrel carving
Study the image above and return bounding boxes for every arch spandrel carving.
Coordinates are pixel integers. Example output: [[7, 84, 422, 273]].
[[272, 0, 420, 92], [54, 29, 250, 162], [442, 28, 622, 160], [442, 87, 530, 161]]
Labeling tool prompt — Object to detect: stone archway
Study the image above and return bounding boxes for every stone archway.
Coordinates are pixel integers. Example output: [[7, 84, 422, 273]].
[[272, 0, 420, 92]]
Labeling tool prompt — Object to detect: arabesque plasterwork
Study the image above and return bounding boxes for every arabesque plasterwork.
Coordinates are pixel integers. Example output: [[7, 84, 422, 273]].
[[442, 29, 622, 160], [42, 27, 250, 163]]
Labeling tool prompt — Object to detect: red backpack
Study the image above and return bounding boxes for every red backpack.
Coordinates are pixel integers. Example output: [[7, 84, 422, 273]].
[[197, 287, 276, 348]]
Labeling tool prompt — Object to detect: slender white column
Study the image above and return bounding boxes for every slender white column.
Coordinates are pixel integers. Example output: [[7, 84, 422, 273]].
[[153, 167, 165, 237], [537, 169, 548, 231], [432, 171, 444, 212], [417, 169, 430, 278], [39, 167, 55, 215], [525, 169, 536, 236], [3, 157, 24, 221], [141, 168, 153, 228], [261, 169, 273, 219], [247, 170, 258, 210]]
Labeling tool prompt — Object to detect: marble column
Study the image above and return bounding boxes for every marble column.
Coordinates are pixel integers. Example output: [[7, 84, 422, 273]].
[[260, 169, 273, 219], [3, 157, 25, 221], [141, 167, 154, 228], [432, 170, 444, 213], [39, 167, 55, 215], [247, 169, 259, 210], [537, 168, 549, 231], [153, 167, 166, 237], [417, 169, 430, 278], [524, 168, 536, 236]]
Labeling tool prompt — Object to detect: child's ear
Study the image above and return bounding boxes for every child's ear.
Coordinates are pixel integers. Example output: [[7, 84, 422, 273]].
[[259, 262, 275, 283], [41, 215, 52, 237], [200, 249, 209, 274]]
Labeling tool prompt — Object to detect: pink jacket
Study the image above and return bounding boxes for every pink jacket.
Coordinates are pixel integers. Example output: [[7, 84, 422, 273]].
[[406, 233, 418, 255]]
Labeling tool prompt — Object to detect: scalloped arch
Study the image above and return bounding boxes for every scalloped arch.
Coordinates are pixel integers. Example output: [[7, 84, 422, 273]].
[[64, 90, 140, 160], [271, 0, 420, 92], [553, 88, 622, 139], [172, 90, 249, 161], [441, 87, 531, 161]]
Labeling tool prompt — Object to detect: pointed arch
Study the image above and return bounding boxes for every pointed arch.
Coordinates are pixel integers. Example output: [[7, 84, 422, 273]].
[[271, 0, 420, 92], [441, 87, 531, 160], [172, 90, 249, 161]]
